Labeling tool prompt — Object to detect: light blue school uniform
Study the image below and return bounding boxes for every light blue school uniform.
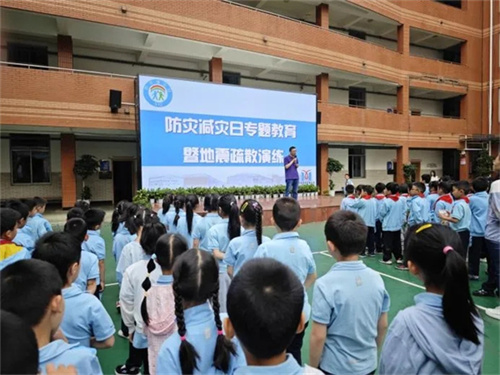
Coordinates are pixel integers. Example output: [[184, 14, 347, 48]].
[[39, 340, 103, 375], [156, 302, 246, 375], [379, 198, 405, 232], [28, 213, 52, 241], [74, 250, 100, 293], [176, 212, 202, 248], [485, 180, 500, 242], [234, 354, 322, 375], [450, 199, 472, 232], [340, 196, 357, 213], [0, 246, 30, 271], [13, 225, 35, 252], [207, 218, 231, 273], [254, 232, 316, 321], [157, 207, 174, 227], [424, 184, 430, 197], [60, 284, 115, 347], [112, 225, 137, 283], [379, 293, 483, 375], [83, 230, 106, 260], [224, 229, 271, 275], [469, 191, 489, 237], [426, 193, 439, 222], [408, 195, 428, 227], [166, 209, 183, 233], [192, 213, 222, 251], [350, 197, 377, 228], [434, 194, 453, 223], [399, 195, 409, 225], [374, 194, 385, 222], [312, 261, 390, 375]]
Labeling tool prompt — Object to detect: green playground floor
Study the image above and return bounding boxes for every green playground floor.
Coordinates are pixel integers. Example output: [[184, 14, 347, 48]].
[[88, 222, 499, 375]]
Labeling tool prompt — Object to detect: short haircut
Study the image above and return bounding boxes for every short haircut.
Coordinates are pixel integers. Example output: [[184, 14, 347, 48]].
[[345, 184, 355, 195], [1, 208, 20, 235], [375, 182, 386, 194], [355, 184, 364, 194], [438, 181, 452, 194], [64, 218, 88, 244], [472, 177, 489, 193], [84, 208, 106, 230], [399, 183, 409, 194], [429, 181, 439, 192], [289, 146, 296, 152], [1, 259, 62, 327], [412, 182, 426, 193], [345, 173, 350, 178], [33, 196, 47, 207], [22, 199, 36, 211], [0, 310, 39, 375], [227, 258, 304, 359], [421, 174, 431, 184], [389, 183, 399, 195], [272, 198, 301, 232], [66, 207, 84, 221], [32, 232, 81, 285], [453, 180, 470, 195], [364, 185, 374, 195], [5, 200, 29, 221], [324, 210, 367, 256], [74, 200, 90, 212]]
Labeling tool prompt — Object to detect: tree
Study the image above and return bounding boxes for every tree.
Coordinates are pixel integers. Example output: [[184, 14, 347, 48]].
[[326, 158, 344, 191], [472, 149, 494, 178], [74, 154, 99, 200]]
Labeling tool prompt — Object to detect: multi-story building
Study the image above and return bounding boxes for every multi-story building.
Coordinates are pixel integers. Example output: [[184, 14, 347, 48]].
[[1, 0, 498, 207]]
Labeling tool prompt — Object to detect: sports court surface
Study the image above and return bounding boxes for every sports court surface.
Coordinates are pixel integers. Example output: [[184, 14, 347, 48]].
[[82, 222, 499, 375]]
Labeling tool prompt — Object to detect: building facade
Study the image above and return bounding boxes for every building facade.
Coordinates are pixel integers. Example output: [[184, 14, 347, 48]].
[[1, 0, 499, 207]]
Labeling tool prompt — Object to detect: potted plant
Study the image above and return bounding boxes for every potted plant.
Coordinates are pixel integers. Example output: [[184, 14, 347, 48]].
[[403, 164, 417, 184], [326, 158, 344, 197], [73, 154, 99, 203], [472, 149, 494, 178]]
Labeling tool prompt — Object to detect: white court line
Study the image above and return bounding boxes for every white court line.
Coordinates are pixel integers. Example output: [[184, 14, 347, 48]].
[[105, 282, 119, 287], [312, 250, 329, 255]]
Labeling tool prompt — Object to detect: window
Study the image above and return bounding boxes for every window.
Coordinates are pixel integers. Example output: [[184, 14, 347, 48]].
[[10, 135, 51, 184], [348, 147, 366, 178], [223, 71, 241, 85], [443, 97, 461, 118], [443, 44, 462, 63], [349, 87, 366, 108], [348, 30, 366, 40], [7, 43, 48, 67], [435, 0, 461, 8]]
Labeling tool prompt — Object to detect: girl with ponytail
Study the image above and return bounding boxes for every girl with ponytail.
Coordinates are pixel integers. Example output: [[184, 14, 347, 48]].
[[206, 194, 241, 312], [141, 233, 188, 375], [170, 195, 186, 233], [157, 194, 174, 227], [193, 194, 221, 251], [156, 248, 245, 375], [176, 194, 202, 248], [225, 199, 270, 278], [380, 223, 483, 375], [113, 203, 139, 282]]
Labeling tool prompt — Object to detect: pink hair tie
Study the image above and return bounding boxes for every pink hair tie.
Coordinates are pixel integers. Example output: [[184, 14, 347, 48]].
[[443, 246, 454, 255], [180, 335, 186, 341], [217, 330, 224, 336]]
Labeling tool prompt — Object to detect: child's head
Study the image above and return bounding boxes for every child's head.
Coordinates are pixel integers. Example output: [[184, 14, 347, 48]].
[[405, 224, 479, 345], [204, 194, 220, 213], [185, 194, 200, 235], [173, 248, 236, 374], [452, 180, 470, 199], [226, 258, 304, 361], [324, 210, 367, 258], [399, 183, 409, 195], [387, 183, 399, 195], [141, 233, 188, 325], [344, 173, 350, 179], [111, 200, 131, 233], [84, 208, 106, 230], [5, 200, 29, 229], [74, 200, 90, 212], [375, 182, 386, 194], [219, 194, 241, 240], [272, 198, 301, 232], [124, 205, 148, 235], [421, 174, 431, 184], [33, 196, 47, 213], [363, 185, 374, 196], [410, 182, 425, 196], [345, 184, 355, 195], [32, 232, 81, 287], [240, 200, 264, 245], [66, 207, 84, 221], [173, 195, 186, 228], [1, 259, 64, 336], [1, 208, 20, 240], [0, 310, 39, 375], [140, 219, 167, 256], [22, 199, 37, 217], [471, 177, 489, 193], [354, 184, 364, 197], [64, 218, 88, 244], [161, 194, 175, 215], [429, 181, 439, 194], [438, 181, 452, 195]]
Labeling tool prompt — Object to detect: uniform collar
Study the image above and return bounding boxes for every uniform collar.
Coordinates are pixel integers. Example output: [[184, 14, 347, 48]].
[[206, 212, 219, 217], [234, 354, 302, 375], [87, 230, 100, 236], [273, 232, 299, 240], [39, 340, 80, 363], [331, 260, 366, 271], [241, 229, 256, 236], [474, 191, 488, 197], [157, 274, 173, 285], [184, 302, 213, 324], [414, 292, 443, 309], [63, 284, 84, 299]]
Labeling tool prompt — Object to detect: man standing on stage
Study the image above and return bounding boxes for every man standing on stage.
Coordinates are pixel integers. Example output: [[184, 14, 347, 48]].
[[284, 146, 299, 200]]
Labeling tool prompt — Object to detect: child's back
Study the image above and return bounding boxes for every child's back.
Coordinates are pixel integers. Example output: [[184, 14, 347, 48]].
[[381, 196, 404, 231], [225, 229, 270, 276], [39, 339, 103, 374], [0, 241, 30, 271], [192, 213, 222, 251], [28, 212, 52, 241], [73, 249, 100, 292], [340, 196, 357, 213], [176, 212, 202, 248], [83, 230, 106, 261]]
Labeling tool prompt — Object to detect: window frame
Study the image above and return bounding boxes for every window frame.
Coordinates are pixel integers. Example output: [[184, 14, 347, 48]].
[[10, 136, 51, 185], [348, 147, 366, 178]]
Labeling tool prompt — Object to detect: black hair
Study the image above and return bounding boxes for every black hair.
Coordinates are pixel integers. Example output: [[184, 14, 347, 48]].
[[173, 195, 186, 228], [141, 233, 188, 325], [389, 183, 399, 195], [140, 220, 167, 256], [84, 208, 106, 230], [421, 174, 431, 184], [22, 199, 37, 212], [325, 210, 367, 256], [67, 207, 84, 221], [363, 185, 374, 196], [430, 170, 437, 177], [64, 218, 88, 244], [441, 175, 452, 183], [5, 200, 29, 221], [355, 184, 364, 194], [227, 258, 304, 359], [185, 194, 200, 235], [273, 198, 300, 232], [74, 200, 90, 212], [204, 194, 220, 212], [1, 208, 20, 235], [289, 146, 296, 152], [124, 204, 145, 235], [438, 181, 452, 194], [112, 200, 131, 233], [405, 224, 480, 344], [429, 181, 439, 193], [0, 310, 39, 375], [412, 182, 426, 193], [1, 259, 63, 327], [32, 232, 81, 285], [240, 199, 264, 246], [453, 180, 470, 195], [472, 177, 489, 193], [219, 195, 241, 240], [399, 183, 409, 194], [375, 182, 386, 194], [33, 196, 47, 207], [345, 184, 355, 194], [172, 249, 236, 374], [162, 194, 175, 215]]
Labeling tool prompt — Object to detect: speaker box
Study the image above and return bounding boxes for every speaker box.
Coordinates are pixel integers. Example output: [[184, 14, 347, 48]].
[[109, 90, 122, 113]]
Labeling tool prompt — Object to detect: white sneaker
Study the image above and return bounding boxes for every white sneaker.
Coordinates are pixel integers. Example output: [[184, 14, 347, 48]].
[[396, 259, 404, 265], [485, 306, 500, 321], [379, 260, 393, 265], [117, 330, 128, 339]]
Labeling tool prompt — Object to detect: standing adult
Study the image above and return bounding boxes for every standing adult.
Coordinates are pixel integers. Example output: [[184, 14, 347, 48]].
[[284, 146, 299, 200], [344, 174, 353, 195], [430, 170, 439, 182]]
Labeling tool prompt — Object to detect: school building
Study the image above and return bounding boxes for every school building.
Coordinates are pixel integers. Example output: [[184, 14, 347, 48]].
[[1, 0, 499, 207]]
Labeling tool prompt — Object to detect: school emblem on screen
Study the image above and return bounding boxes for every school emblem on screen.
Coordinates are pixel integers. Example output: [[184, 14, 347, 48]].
[[144, 79, 173, 107], [300, 169, 312, 183]]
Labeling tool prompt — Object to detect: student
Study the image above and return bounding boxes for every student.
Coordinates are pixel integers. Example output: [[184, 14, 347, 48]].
[[193, 194, 221, 251], [398, 183, 409, 216], [379, 224, 483, 375], [207, 194, 241, 313], [74, 200, 90, 212], [0, 208, 30, 271], [254, 198, 317, 365], [64, 218, 100, 295], [5, 200, 35, 252], [0, 259, 103, 374], [349, 185, 377, 257], [157, 194, 174, 227], [374, 183, 386, 253], [113, 203, 140, 281], [83, 208, 107, 294], [170, 195, 186, 234], [28, 196, 53, 241], [426, 181, 440, 223], [438, 181, 472, 258], [112, 200, 131, 237], [32, 232, 115, 349], [156, 248, 246, 375], [67, 207, 85, 221], [141, 233, 189, 375], [408, 182, 428, 227], [344, 173, 354, 194], [226, 258, 323, 375], [176, 194, 202, 248], [225, 199, 270, 277], [467, 177, 490, 281], [379, 183, 404, 265], [340, 184, 357, 213], [421, 174, 431, 196], [310, 210, 390, 375], [433, 181, 454, 224]]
